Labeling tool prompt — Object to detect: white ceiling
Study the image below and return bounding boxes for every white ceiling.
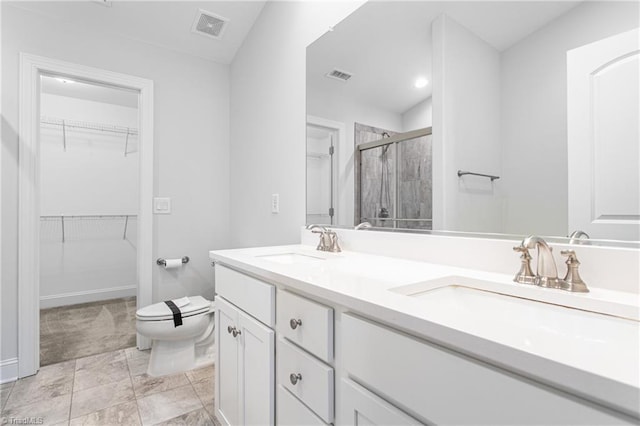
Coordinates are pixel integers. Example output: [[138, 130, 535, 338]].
[[10, 1, 267, 64], [308, 1, 581, 116]]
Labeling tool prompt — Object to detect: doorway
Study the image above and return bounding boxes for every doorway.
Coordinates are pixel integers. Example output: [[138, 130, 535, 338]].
[[38, 75, 140, 365], [18, 54, 154, 377], [306, 124, 337, 225]]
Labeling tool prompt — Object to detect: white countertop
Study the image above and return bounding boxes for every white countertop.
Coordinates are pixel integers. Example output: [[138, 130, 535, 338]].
[[209, 244, 640, 418]]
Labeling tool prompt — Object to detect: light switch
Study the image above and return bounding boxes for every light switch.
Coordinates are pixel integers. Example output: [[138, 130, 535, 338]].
[[154, 197, 171, 214], [271, 193, 279, 214]]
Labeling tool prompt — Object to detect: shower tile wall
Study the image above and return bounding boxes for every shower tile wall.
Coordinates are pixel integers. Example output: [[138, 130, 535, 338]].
[[356, 123, 397, 227], [356, 123, 433, 230]]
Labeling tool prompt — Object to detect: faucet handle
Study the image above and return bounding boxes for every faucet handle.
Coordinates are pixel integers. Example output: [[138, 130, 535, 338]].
[[307, 225, 328, 251], [513, 246, 535, 284], [560, 250, 589, 293], [327, 231, 341, 253]]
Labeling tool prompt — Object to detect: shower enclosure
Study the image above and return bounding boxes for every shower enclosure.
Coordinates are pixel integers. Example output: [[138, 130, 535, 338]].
[[355, 125, 433, 229]]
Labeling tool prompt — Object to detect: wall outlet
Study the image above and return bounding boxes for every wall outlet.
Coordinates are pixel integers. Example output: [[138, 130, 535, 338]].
[[271, 193, 279, 214]]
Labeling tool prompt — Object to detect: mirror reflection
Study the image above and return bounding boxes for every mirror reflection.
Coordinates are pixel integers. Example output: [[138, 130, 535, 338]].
[[306, 1, 639, 242]]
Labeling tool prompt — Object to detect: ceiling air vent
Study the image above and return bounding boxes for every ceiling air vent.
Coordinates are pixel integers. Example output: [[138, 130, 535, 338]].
[[326, 69, 353, 82], [191, 9, 229, 40]]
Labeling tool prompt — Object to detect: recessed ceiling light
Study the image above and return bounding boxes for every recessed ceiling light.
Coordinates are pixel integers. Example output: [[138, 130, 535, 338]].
[[55, 78, 75, 84], [414, 77, 429, 88]]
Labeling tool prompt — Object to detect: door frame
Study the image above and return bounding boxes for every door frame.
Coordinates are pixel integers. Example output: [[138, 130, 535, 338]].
[[18, 53, 154, 377], [306, 115, 344, 225]]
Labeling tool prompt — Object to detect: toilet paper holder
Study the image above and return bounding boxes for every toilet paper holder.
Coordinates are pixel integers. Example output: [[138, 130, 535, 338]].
[[157, 256, 190, 267]]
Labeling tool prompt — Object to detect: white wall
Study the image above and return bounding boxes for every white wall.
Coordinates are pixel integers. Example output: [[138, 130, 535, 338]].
[[1, 4, 230, 365], [39, 94, 138, 307], [40, 94, 139, 216], [402, 97, 432, 132], [432, 15, 502, 233], [500, 1, 639, 237], [307, 84, 403, 226], [229, 1, 365, 247]]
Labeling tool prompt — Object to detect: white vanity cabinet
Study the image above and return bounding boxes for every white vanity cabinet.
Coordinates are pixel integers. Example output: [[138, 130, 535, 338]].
[[214, 266, 275, 426], [341, 379, 423, 426], [276, 290, 335, 425], [341, 314, 634, 425], [209, 254, 638, 426]]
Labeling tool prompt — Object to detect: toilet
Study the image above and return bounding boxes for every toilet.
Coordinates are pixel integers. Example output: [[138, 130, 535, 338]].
[[136, 296, 215, 377]]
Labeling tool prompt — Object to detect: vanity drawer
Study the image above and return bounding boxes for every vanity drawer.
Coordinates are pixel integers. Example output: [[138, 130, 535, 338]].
[[277, 385, 327, 426], [342, 314, 633, 425], [215, 265, 275, 327], [277, 338, 334, 423], [277, 290, 334, 362]]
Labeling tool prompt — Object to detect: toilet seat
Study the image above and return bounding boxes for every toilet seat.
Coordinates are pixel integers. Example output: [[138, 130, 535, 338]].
[[136, 296, 212, 321]]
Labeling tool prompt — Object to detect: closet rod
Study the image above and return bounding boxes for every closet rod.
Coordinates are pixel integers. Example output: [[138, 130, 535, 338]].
[[41, 116, 139, 136], [40, 214, 137, 242]]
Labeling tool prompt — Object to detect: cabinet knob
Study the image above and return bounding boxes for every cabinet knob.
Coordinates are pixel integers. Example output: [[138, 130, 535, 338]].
[[227, 326, 241, 337], [227, 325, 234, 334], [289, 318, 302, 330], [289, 373, 302, 385]]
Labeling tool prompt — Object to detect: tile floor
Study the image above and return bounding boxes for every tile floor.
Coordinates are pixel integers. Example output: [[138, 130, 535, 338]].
[[40, 297, 137, 366], [1, 347, 220, 426]]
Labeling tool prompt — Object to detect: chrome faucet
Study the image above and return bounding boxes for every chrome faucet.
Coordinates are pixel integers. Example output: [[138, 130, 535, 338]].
[[520, 235, 569, 290], [568, 230, 590, 245], [515, 235, 589, 292], [306, 224, 341, 252]]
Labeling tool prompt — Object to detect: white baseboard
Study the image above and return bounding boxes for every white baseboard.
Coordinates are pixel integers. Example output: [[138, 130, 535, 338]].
[[0, 358, 18, 383], [40, 285, 137, 309]]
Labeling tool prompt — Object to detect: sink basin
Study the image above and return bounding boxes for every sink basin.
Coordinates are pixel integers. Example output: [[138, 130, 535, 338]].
[[256, 252, 325, 265], [406, 284, 630, 333], [390, 276, 639, 387]]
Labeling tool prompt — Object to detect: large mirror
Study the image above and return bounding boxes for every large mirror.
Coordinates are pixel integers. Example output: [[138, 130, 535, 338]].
[[306, 1, 639, 244]]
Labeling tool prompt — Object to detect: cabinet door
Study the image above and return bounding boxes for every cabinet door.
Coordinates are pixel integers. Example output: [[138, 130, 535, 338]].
[[215, 298, 240, 426], [341, 379, 423, 426], [238, 308, 275, 426]]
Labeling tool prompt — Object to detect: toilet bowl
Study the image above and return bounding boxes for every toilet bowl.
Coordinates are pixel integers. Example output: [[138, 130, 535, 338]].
[[136, 296, 215, 377]]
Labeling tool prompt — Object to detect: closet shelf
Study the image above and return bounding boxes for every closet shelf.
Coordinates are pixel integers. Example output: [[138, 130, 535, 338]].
[[41, 116, 138, 156], [41, 116, 138, 136], [41, 214, 137, 243]]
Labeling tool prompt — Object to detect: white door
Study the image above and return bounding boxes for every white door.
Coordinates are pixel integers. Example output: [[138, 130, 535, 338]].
[[340, 379, 423, 426], [567, 28, 640, 240], [238, 310, 275, 426], [215, 298, 240, 426]]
